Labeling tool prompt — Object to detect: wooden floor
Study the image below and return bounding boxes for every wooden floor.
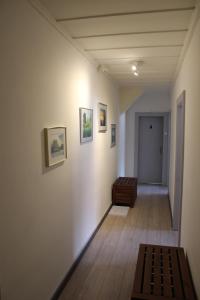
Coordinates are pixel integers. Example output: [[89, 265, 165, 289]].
[[59, 185, 178, 300]]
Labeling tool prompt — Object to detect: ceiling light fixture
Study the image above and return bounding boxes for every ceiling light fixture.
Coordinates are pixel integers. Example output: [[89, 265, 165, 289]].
[[131, 60, 144, 77], [132, 65, 137, 71], [97, 64, 109, 73]]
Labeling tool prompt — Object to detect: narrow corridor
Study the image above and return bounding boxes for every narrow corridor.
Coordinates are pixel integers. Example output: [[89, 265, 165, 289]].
[[59, 185, 178, 300]]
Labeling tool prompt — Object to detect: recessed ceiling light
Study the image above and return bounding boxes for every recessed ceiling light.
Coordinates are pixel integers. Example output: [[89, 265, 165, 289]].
[[134, 71, 139, 76]]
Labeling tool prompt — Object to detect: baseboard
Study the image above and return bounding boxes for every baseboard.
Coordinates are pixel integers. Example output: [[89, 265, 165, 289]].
[[185, 254, 198, 300], [51, 203, 112, 300], [168, 194, 173, 229]]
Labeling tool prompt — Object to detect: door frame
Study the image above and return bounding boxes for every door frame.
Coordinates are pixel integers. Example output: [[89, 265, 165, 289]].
[[134, 112, 170, 185], [173, 91, 185, 245]]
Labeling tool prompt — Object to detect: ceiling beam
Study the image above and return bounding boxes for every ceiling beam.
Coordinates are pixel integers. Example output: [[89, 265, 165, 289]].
[[97, 55, 179, 62], [109, 72, 174, 75], [85, 45, 183, 51], [56, 7, 195, 22], [72, 29, 188, 39]]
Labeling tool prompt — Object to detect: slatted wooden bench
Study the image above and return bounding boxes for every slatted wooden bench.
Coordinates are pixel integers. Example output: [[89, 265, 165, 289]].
[[131, 244, 196, 300], [112, 177, 137, 207]]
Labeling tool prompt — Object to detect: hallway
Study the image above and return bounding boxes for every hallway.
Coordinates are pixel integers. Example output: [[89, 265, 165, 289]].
[[1, 1, 200, 299], [59, 185, 178, 300]]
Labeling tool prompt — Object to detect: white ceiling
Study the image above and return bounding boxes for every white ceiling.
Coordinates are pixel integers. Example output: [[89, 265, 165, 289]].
[[41, 0, 196, 87]]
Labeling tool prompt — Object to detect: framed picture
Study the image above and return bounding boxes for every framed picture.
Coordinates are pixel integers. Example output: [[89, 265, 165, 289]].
[[44, 127, 67, 167], [98, 102, 107, 132], [111, 124, 116, 147], [80, 108, 93, 143]]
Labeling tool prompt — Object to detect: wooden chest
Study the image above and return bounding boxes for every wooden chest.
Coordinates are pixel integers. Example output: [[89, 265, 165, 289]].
[[132, 244, 196, 300], [112, 177, 137, 207]]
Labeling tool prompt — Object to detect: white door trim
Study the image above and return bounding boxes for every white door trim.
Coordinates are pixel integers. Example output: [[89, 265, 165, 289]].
[[173, 91, 185, 245]]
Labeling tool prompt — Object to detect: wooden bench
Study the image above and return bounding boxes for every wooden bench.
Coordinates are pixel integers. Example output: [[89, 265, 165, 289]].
[[131, 244, 196, 300], [112, 177, 137, 208]]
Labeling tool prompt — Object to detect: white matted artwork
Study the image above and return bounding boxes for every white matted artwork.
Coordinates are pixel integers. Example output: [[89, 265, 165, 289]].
[[79, 108, 93, 143], [111, 124, 116, 147], [44, 127, 67, 167], [98, 102, 107, 132]]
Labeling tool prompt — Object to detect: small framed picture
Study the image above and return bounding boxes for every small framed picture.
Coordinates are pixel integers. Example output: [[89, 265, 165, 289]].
[[98, 102, 107, 132], [44, 127, 67, 167], [111, 124, 116, 147], [80, 108, 93, 143]]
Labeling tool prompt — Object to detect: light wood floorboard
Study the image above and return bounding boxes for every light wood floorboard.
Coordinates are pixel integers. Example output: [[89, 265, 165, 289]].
[[59, 185, 178, 300]]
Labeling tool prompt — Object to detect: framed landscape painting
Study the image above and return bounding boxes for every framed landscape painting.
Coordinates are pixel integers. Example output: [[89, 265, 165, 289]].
[[98, 102, 107, 132], [80, 108, 93, 143], [44, 127, 67, 167], [111, 124, 116, 147]]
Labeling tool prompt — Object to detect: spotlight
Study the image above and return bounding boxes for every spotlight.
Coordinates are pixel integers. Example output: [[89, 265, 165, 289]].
[[97, 64, 109, 73], [131, 60, 144, 76], [132, 65, 137, 71]]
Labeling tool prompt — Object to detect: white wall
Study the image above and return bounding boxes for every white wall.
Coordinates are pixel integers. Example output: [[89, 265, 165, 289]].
[[0, 1, 119, 300], [169, 10, 200, 298], [125, 87, 171, 176], [118, 112, 126, 176]]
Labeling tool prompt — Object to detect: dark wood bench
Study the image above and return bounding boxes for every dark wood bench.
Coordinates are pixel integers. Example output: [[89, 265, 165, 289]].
[[131, 244, 196, 300], [112, 177, 137, 207]]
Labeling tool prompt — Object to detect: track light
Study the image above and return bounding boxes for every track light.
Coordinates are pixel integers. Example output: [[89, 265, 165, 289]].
[[131, 60, 144, 77], [97, 64, 109, 73], [132, 65, 137, 71]]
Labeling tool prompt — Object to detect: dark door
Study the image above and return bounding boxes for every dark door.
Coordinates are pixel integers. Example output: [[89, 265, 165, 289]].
[[138, 116, 164, 183]]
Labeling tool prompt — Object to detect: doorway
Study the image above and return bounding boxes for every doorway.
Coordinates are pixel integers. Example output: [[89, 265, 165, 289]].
[[138, 116, 163, 184], [173, 91, 185, 244], [134, 113, 170, 185]]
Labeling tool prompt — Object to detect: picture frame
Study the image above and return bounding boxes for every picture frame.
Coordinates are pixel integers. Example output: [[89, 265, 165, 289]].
[[98, 102, 107, 132], [80, 108, 93, 143], [111, 124, 116, 147], [44, 127, 67, 167]]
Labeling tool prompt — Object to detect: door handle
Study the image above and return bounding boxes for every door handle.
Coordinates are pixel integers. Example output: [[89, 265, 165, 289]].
[[160, 146, 163, 155]]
